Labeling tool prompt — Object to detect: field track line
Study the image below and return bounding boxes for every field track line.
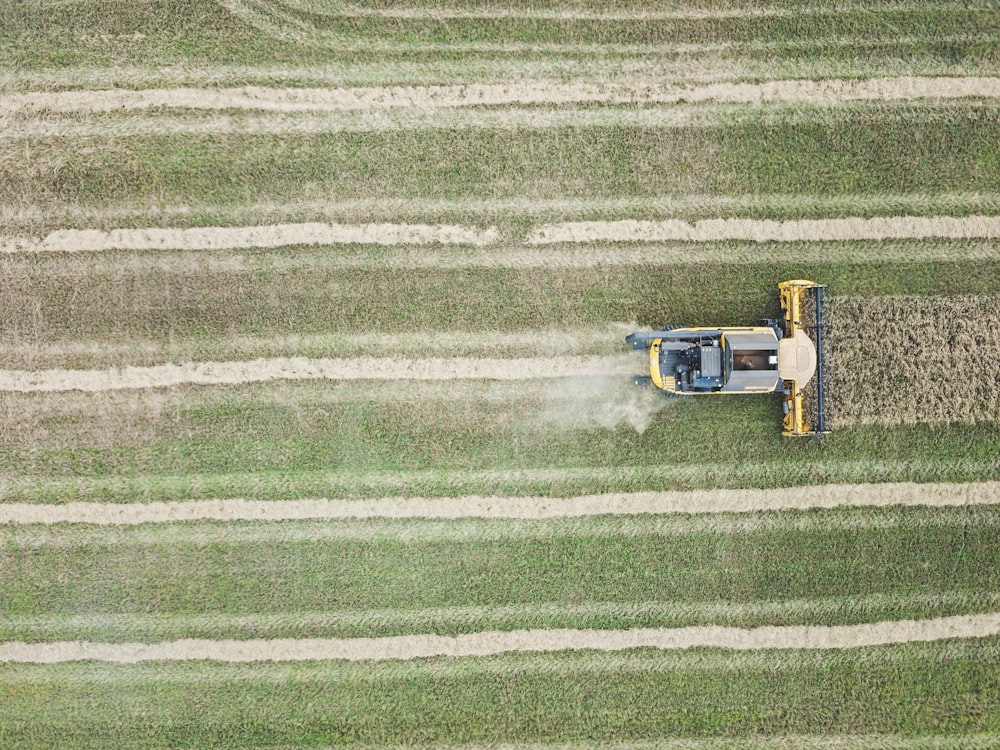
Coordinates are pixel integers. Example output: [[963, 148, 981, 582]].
[[267, 0, 993, 22], [5, 193, 999, 234], [8, 58, 1000, 93], [0, 355, 636, 392], [0, 223, 498, 253], [4, 77, 999, 114], [2, 481, 997, 525], [2, 613, 998, 663], [8, 101, 998, 139], [9, 241, 1000, 271], [4, 216, 1000, 255], [528, 216, 1000, 244]]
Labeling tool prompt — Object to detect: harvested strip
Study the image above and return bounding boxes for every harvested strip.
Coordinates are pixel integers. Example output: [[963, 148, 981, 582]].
[[0, 327, 626, 366], [0, 355, 634, 392], [528, 215, 1000, 244], [2, 613, 999, 663], [0, 222, 498, 254], [4, 457, 999, 505], [3, 481, 997, 525], [4, 77, 1000, 115]]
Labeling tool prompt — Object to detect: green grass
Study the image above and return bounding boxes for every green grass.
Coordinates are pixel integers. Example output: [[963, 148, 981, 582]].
[[3, 2, 1000, 745], [2, 0, 996, 71], [5, 107, 1000, 208], [2, 506, 998, 625], [2, 641, 999, 748], [2, 378, 1000, 485], [3, 258, 1000, 347]]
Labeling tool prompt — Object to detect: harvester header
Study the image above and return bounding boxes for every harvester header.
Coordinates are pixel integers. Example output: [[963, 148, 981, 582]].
[[626, 280, 831, 437]]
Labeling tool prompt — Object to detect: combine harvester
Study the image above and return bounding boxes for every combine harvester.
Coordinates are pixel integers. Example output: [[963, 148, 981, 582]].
[[626, 280, 831, 437]]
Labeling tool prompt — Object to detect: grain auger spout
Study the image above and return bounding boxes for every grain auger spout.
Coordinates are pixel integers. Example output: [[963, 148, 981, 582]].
[[625, 279, 832, 437], [778, 280, 831, 437]]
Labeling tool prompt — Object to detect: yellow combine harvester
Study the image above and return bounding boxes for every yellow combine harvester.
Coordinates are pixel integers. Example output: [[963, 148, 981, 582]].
[[626, 280, 830, 437]]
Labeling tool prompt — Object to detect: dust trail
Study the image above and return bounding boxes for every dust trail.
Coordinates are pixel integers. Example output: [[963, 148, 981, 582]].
[[527, 216, 1000, 244], [0, 355, 637, 393], [2, 613, 998, 663], [536, 371, 675, 433], [4, 76, 999, 115], [2, 481, 997, 525], [830, 296, 1000, 426], [0, 223, 498, 254]]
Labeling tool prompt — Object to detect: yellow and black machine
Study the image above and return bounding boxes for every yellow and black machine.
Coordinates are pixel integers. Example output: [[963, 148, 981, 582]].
[[626, 280, 830, 437]]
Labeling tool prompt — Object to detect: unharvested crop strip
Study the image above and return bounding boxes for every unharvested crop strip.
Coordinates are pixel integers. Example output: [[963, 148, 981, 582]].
[[0, 355, 635, 392], [830, 296, 1000, 425], [528, 216, 1000, 244], [4, 76, 999, 115], [2, 481, 997, 525], [2, 613, 998, 663]]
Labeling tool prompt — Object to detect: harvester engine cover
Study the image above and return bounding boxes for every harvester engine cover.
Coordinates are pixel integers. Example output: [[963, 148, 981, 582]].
[[626, 280, 830, 437]]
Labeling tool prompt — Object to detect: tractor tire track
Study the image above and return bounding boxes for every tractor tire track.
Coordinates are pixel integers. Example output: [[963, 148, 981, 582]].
[[2, 613, 999, 663]]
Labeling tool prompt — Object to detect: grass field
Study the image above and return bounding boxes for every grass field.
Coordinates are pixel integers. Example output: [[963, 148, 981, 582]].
[[2, 0, 1000, 747]]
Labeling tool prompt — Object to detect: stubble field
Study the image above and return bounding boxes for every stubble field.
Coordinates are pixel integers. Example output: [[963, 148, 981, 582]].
[[2, 1, 1000, 747]]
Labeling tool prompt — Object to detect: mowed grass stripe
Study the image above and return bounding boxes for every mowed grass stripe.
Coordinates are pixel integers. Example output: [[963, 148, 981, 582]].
[[7, 77, 1000, 115], [10, 1, 994, 54], [3, 642, 998, 746], [4, 457, 1000, 503], [9, 52, 1000, 92], [4, 506, 997, 619], [10, 505, 1000, 547], [4, 614, 1000, 664], [4, 111, 999, 207], [3, 482, 999, 525], [7, 193, 1000, 235], [3, 256, 1000, 347], [9, 592, 1000, 643], [14, 103, 1000, 141], [1, 378, 998, 484]]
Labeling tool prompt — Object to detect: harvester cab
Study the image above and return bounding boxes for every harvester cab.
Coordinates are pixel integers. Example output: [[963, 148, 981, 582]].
[[626, 280, 831, 437]]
